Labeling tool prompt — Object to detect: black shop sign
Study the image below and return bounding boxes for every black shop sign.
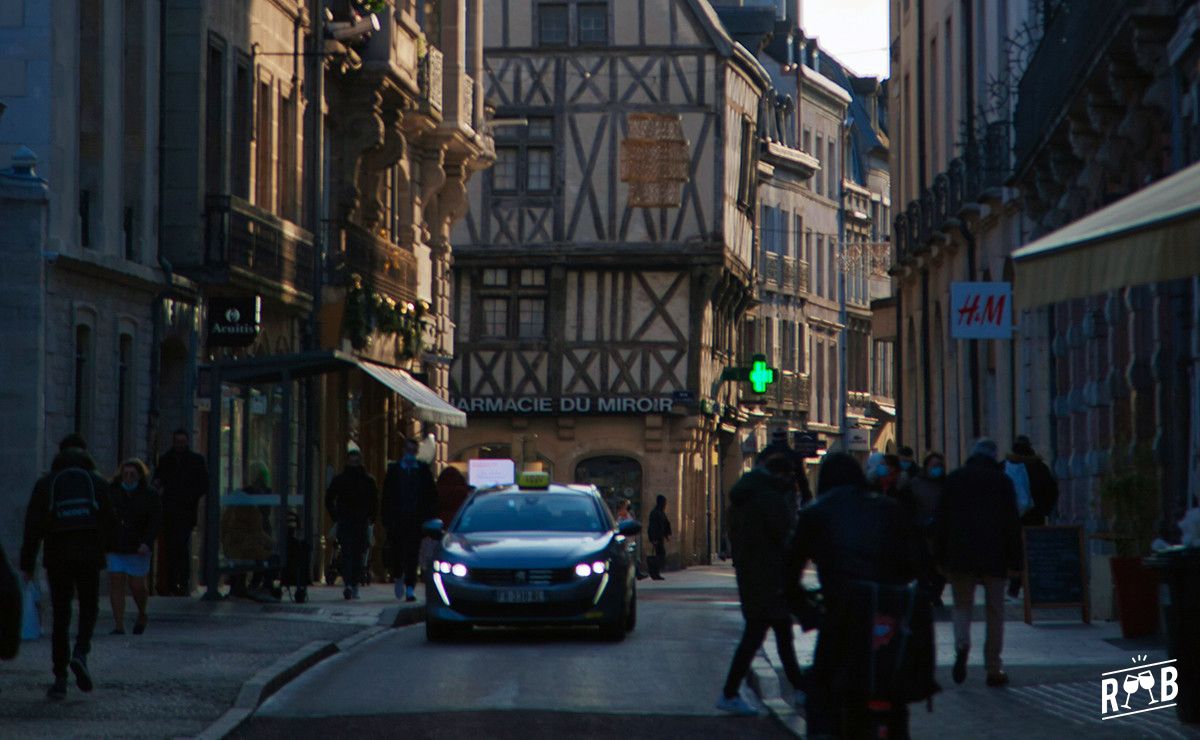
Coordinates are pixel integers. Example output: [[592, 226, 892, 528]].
[[207, 296, 262, 348]]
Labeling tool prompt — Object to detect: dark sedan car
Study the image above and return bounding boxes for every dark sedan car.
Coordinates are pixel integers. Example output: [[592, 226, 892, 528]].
[[423, 472, 641, 641]]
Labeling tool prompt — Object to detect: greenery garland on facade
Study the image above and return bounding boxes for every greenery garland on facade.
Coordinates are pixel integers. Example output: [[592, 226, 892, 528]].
[[344, 273, 429, 358]]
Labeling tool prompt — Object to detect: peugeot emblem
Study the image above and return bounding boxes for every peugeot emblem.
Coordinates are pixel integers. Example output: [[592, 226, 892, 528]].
[[515, 570, 527, 583]]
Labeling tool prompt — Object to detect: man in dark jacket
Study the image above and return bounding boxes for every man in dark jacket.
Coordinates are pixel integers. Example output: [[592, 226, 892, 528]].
[[325, 449, 379, 600], [647, 495, 672, 580], [381, 439, 436, 602], [788, 452, 922, 737], [20, 435, 114, 699], [153, 429, 209, 596], [935, 438, 1022, 688], [0, 541, 20, 663], [1004, 436, 1059, 597], [717, 445, 804, 716]]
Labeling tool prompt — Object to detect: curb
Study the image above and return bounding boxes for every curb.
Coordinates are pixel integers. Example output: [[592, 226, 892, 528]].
[[193, 603, 425, 739], [746, 652, 805, 738]]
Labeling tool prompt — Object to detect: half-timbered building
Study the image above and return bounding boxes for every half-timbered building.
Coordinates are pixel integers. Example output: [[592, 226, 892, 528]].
[[449, 0, 772, 567]]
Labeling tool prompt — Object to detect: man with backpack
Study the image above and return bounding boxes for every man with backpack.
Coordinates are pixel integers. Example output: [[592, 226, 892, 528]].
[[20, 434, 114, 700], [1004, 435, 1059, 598]]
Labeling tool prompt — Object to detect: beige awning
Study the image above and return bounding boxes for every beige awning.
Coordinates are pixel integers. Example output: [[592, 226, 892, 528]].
[[359, 360, 467, 427], [1012, 160, 1200, 311]]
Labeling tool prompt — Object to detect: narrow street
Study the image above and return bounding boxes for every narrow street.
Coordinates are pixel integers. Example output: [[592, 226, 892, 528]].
[[233, 567, 793, 739]]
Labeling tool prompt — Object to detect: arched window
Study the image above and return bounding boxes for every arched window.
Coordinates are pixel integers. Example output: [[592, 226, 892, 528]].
[[575, 456, 642, 516]]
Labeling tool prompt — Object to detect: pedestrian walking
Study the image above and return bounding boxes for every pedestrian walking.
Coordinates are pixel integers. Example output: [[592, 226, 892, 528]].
[[935, 438, 1023, 688], [716, 445, 805, 717], [787, 452, 928, 737], [897, 445, 920, 487], [382, 438, 437, 602], [865, 451, 901, 497], [906, 452, 948, 607], [106, 459, 161, 635], [153, 429, 209, 596], [325, 449, 378, 600], [20, 434, 114, 700], [646, 494, 672, 580], [1003, 436, 1060, 598]]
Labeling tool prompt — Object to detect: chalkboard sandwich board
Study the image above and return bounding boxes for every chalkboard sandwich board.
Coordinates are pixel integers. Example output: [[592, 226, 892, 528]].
[[1022, 525, 1090, 625]]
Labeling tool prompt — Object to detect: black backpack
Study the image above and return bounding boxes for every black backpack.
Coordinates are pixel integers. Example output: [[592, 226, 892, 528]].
[[831, 579, 941, 705], [46, 468, 100, 533]]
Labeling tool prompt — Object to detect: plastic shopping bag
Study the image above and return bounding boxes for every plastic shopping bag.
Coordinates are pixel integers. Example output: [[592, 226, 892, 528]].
[[21, 579, 41, 641]]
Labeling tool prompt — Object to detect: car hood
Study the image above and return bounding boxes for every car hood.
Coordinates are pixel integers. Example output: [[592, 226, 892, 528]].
[[440, 531, 614, 568]]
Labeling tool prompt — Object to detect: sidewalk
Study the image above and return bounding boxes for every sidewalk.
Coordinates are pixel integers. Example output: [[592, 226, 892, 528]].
[[754, 590, 1200, 739], [0, 583, 425, 739]]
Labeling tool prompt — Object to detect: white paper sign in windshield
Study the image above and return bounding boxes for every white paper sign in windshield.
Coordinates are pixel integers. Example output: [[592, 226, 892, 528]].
[[468, 458, 516, 488]]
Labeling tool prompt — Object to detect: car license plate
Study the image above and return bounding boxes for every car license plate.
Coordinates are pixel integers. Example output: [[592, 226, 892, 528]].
[[496, 589, 545, 604]]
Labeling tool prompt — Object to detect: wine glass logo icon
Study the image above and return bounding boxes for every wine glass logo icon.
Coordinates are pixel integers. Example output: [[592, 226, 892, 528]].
[[1121, 673, 1140, 709], [1138, 669, 1158, 704]]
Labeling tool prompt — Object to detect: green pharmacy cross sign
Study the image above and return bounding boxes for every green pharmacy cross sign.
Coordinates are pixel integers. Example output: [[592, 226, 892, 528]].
[[747, 355, 776, 393]]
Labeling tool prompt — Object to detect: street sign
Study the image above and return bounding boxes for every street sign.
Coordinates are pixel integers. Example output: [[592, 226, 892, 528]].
[[846, 428, 871, 452], [747, 354, 776, 393], [950, 282, 1013, 339], [207, 295, 262, 348]]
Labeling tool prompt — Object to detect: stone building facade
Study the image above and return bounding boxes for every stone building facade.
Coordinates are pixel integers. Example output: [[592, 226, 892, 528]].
[[0, 0, 181, 553]]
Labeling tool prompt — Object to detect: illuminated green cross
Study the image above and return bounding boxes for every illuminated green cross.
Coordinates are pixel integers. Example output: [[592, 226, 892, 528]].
[[748, 354, 775, 393]]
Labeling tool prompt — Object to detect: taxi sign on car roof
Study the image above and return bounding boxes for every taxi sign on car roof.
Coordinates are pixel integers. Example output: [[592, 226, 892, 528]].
[[516, 471, 551, 489]]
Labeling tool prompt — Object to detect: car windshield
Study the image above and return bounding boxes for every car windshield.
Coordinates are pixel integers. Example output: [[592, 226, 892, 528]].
[[455, 492, 605, 533]]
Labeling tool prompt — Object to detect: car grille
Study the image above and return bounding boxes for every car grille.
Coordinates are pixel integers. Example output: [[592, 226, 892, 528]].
[[468, 568, 575, 586], [450, 600, 593, 619]]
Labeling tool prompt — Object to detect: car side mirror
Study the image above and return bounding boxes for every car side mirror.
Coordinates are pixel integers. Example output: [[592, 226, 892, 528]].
[[617, 519, 641, 537], [422, 518, 445, 538]]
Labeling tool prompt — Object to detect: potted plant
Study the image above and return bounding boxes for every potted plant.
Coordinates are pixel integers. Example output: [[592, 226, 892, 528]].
[[1098, 445, 1161, 638]]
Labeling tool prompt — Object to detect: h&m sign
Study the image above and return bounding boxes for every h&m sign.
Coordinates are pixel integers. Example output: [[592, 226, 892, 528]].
[[207, 296, 262, 348], [454, 396, 676, 415], [950, 282, 1013, 340]]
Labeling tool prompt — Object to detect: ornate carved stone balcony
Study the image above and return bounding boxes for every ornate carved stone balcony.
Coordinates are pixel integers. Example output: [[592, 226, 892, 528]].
[[419, 45, 444, 116], [203, 194, 314, 296], [337, 224, 418, 304]]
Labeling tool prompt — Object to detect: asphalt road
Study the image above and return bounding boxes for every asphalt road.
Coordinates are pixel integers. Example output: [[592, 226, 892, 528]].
[[235, 567, 794, 739]]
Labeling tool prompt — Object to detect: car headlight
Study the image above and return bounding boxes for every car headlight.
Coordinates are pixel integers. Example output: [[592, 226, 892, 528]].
[[575, 559, 608, 577], [433, 559, 467, 577]]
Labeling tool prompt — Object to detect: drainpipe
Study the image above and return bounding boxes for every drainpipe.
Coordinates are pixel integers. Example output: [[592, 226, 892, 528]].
[[958, 221, 981, 441], [961, 0, 980, 445], [916, 0, 930, 451]]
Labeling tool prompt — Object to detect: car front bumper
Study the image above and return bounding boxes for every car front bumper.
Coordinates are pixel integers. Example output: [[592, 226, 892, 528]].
[[426, 570, 627, 626]]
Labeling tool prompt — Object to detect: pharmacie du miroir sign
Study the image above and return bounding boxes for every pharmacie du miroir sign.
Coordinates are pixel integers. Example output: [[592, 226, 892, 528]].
[[454, 396, 677, 414]]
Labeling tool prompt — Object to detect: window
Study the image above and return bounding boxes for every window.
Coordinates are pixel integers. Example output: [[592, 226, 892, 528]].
[[736, 117, 756, 209], [578, 3, 608, 45], [476, 268, 549, 340], [232, 56, 252, 198], [482, 299, 509, 337], [527, 148, 553, 192], [814, 133, 824, 195], [815, 235, 824, 296], [802, 127, 812, 154], [538, 3, 569, 45], [494, 148, 518, 192], [80, 0, 103, 249], [518, 298, 546, 338], [123, 0, 145, 262], [255, 78, 272, 209], [930, 36, 939, 169], [816, 340, 825, 422], [117, 334, 134, 461], [483, 268, 509, 287], [74, 325, 93, 436], [792, 214, 802, 260], [205, 38, 225, 196], [277, 91, 296, 220], [492, 117, 555, 195], [827, 237, 836, 300], [945, 17, 954, 160], [827, 140, 837, 195]]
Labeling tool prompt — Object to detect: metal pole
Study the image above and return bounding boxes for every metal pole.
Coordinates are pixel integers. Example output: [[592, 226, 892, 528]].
[[203, 366, 222, 601]]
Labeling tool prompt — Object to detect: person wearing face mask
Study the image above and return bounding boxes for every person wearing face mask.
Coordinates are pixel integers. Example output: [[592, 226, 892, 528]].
[[716, 444, 805, 716], [106, 460, 161, 635], [897, 446, 920, 489], [382, 438, 437, 602]]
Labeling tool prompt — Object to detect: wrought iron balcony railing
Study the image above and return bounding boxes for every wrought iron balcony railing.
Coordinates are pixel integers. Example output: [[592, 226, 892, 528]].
[[1013, 0, 1129, 169], [204, 194, 314, 294]]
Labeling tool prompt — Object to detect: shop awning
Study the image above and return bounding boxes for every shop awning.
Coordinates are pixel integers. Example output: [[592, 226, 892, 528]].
[[358, 360, 466, 427], [1012, 160, 1200, 311], [215, 349, 466, 427]]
